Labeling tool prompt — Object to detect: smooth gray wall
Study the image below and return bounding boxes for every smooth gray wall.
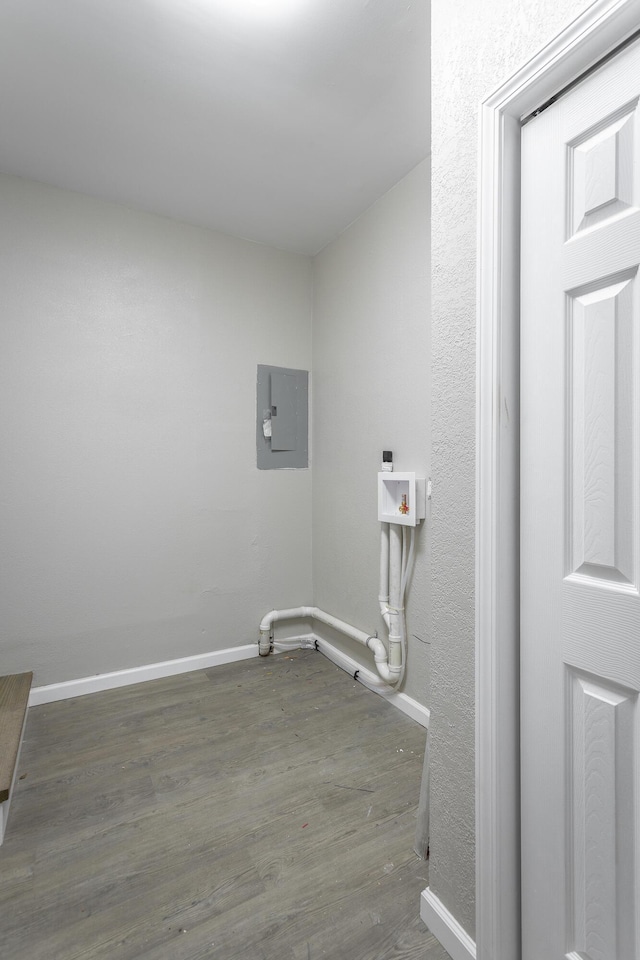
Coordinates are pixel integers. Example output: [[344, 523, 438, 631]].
[[429, 0, 591, 940], [0, 173, 312, 685], [312, 159, 431, 705]]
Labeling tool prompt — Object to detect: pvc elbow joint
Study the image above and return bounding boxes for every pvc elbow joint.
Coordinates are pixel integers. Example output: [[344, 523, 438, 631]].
[[258, 629, 272, 657]]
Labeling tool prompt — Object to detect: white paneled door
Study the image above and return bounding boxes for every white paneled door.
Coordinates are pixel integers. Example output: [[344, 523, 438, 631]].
[[520, 37, 640, 960]]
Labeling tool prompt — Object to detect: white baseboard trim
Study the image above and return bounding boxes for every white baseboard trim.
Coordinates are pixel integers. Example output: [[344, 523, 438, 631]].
[[270, 634, 429, 727], [420, 888, 476, 960], [28, 633, 430, 729], [312, 636, 430, 728], [29, 644, 259, 706]]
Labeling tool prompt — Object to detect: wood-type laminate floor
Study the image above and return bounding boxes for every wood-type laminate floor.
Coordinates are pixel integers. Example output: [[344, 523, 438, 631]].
[[0, 649, 451, 960]]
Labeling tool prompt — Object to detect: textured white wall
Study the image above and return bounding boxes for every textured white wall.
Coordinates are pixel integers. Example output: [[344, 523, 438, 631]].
[[312, 159, 431, 705], [0, 173, 312, 685], [430, 0, 591, 940]]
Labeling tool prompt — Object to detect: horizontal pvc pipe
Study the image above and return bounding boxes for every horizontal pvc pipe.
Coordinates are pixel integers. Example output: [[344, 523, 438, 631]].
[[259, 605, 400, 683], [260, 606, 370, 646]]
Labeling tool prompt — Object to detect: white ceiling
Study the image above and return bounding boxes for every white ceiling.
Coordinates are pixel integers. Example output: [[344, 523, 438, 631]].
[[0, 0, 429, 255]]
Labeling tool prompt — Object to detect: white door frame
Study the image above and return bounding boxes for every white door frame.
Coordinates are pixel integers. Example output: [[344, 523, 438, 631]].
[[476, 3, 640, 960]]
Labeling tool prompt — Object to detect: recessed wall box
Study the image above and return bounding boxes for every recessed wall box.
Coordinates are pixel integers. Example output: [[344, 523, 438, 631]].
[[378, 472, 426, 526]]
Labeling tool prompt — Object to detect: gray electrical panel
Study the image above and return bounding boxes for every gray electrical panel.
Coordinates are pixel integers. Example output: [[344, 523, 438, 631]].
[[256, 365, 308, 469]]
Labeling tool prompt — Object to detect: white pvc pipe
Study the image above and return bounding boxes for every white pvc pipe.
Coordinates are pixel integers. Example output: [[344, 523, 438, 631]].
[[401, 526, 408, 593], [401, 526, 416, 598], [387, 524, 403, 675], [259, 606, 316, 656], [378, 523, 391, 629], [379, 523, 390, 602], [394, 526, 414, 689], [259, 516, 417, 685], [260, 605, 368, 647], [389, 523, 402, 608], [258, 604, 399, 683]]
